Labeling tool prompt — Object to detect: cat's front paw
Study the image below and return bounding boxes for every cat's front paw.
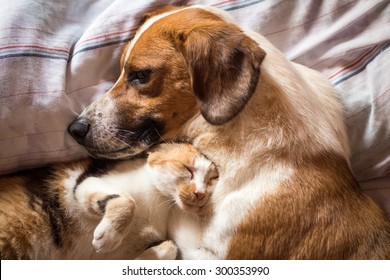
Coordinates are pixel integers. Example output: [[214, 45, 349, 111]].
[[92, 194, 136, 253], [92, 217, 125, 253]]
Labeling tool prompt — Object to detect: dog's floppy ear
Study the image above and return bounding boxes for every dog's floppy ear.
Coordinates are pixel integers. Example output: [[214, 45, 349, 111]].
[[177, 22, 266, 125]]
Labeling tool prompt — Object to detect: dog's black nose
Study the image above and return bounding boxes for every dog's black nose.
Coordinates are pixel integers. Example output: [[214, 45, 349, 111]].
[[68, 118, 90, 144]]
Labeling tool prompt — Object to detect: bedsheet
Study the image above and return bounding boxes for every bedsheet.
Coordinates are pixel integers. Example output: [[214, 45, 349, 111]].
[[0, 0, 389, 215]]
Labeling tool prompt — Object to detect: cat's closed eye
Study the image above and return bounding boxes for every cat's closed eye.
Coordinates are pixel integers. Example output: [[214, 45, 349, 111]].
[[182, 165, 194, 180], [207, 164, 219, 184]]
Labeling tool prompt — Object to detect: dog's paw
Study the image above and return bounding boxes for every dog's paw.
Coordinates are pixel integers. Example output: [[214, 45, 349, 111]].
[[92, 218, 125, 253]]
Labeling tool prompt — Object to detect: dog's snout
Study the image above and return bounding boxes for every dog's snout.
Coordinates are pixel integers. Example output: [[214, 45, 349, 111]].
[[68, 118, 90, 144]]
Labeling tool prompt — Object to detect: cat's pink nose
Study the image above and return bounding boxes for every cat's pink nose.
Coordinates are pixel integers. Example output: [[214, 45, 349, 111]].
[[194, 191, 206, 199]]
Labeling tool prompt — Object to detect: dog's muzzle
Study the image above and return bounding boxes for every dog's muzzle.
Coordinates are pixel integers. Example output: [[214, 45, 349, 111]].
[[68, 114, 166, 159]]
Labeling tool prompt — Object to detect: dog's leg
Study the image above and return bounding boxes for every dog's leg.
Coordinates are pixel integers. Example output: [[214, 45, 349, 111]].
[[74, 177, 136, 253], [135, 240, 178, 260]]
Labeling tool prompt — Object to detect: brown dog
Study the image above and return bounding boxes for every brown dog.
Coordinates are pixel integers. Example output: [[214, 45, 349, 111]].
[[69, 5, 390, 259]]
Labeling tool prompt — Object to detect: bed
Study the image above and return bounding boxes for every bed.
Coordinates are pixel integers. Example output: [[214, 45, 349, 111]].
[[1, 0, 389, 218]]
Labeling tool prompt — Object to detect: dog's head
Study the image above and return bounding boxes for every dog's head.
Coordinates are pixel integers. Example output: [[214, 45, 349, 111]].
[[68, 6, 266, 159]]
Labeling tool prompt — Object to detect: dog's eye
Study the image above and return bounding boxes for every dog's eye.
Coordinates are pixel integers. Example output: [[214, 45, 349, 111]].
[[127, 70, 151, 85]]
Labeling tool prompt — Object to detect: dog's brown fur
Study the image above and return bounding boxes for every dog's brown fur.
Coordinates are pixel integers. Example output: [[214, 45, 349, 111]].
[[228, 152, 390, 259], [68, 6, 390, 259]]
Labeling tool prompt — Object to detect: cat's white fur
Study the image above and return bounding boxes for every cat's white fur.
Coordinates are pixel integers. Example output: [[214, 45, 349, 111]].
[[53, 159, 168, 259], [44, 152, 214, 259], [148, 155, 216, 212]]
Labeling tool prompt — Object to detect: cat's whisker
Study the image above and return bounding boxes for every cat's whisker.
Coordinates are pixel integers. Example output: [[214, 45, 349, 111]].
[[167, 200, 178, 211], [153, 196, 176, 209]]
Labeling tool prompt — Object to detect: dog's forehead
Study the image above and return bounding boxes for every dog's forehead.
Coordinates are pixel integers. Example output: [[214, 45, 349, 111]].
[[123, 5, 234, 65]]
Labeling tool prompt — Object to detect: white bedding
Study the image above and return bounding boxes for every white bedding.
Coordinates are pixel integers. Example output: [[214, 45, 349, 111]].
[[0, 0, 389, 216]]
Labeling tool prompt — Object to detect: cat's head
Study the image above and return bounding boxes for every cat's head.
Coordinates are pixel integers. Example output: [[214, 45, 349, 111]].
[[147, 143, 218, 213]]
